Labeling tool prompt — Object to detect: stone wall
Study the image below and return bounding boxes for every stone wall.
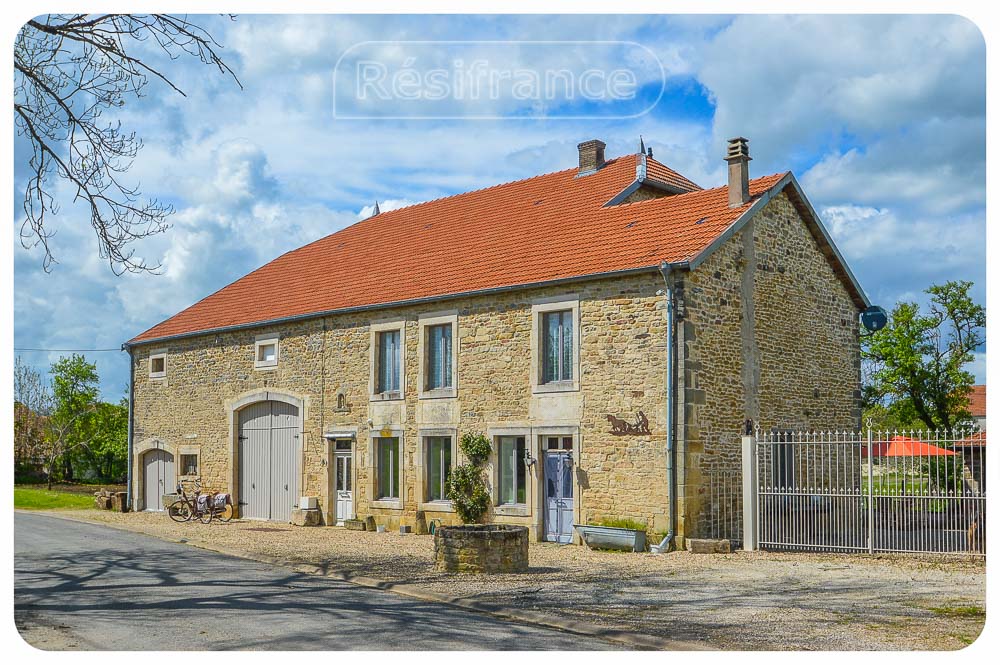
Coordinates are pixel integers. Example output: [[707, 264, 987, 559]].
[[434, 524, 529, 572], [131, 273, 672, 540], [679, 190, 862, 537]]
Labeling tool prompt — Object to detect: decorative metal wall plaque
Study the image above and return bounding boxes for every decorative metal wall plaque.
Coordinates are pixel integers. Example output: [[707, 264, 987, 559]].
[[607, 411, 651, 435]]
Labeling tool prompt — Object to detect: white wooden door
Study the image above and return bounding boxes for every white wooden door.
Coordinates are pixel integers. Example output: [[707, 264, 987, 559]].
[[143, 449, 175, 511], [334, 451, 353, 524]]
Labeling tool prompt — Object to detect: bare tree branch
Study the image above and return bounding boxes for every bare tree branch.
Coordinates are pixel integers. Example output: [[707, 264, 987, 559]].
[[14, 14, 242, 274]]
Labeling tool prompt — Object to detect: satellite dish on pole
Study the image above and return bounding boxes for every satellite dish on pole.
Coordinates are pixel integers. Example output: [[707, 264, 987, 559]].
[[861, 305, 888, 332]]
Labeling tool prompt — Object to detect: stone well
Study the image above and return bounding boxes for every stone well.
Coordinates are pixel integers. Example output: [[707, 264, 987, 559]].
[[433, 525, 529, 573]]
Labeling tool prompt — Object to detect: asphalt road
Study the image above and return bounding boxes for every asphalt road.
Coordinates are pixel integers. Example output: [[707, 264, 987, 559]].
[[14, 512, 618, 650]]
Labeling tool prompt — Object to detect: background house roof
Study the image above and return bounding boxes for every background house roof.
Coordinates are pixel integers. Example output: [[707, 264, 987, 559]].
[[128, 152, 851, 344], [967, 385, 986, 418]]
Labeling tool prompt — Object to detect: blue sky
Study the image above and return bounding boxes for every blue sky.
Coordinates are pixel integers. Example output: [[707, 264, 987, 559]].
[[13, 14, 986, 398]]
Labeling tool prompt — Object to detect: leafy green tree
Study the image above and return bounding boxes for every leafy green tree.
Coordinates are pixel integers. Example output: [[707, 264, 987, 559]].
[[76, 399, 129, 481], [48, 354, 100, 483], [863, 281, 984, 431]]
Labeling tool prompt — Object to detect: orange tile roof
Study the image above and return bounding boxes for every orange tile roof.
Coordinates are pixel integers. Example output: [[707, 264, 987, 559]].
[[966, 385, 986, 417], [130, 154, 788, 344], [645, 156, 702, 192]]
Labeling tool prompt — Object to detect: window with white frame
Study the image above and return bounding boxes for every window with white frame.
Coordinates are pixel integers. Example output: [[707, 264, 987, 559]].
[[424, 435, 453, 502], [497, 435, 527, 505], [541, 310, 573, 384], [254, 336, 279, 369], [149, 351, 167, 378], [424, 323, 453, 391], [376, 330, 401, 396], [376, 436, 401, 500], [532, 298, 579, 393]]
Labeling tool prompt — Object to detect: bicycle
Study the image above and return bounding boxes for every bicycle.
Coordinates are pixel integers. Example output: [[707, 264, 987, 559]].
[[167, 480, 234, 523]]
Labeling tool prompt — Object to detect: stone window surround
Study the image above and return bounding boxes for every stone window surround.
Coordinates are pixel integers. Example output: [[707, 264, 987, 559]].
[[488, 426, 532, 517], [486, 425, 580, 523], [368, 425, 404, 510], [178, 444, 201, 478], [254, 334, 279, 370], [416, 310, 459, 400], [416, 427, 458, 512], [148, 349, 167, 379], [530, 296, 581, 394], [369, 319, 406, 402]]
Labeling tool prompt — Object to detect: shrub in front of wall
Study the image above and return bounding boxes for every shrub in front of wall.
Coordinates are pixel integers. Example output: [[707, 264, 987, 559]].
[[446, 432, 492, 524]]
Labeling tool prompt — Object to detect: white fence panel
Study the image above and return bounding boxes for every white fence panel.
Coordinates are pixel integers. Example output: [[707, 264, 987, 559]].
[[746, 426, 985, 556]]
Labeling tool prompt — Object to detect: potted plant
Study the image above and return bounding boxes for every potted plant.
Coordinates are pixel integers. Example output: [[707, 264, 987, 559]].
[[575, 517, 648, 552]]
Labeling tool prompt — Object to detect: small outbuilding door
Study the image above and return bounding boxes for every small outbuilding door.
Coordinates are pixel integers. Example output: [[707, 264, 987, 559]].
[[238, 400, 300, 521], [143, 449, 175, 511]]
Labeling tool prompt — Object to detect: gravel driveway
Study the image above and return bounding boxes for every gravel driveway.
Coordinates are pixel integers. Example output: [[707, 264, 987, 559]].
[[53, 509, 985, 650]]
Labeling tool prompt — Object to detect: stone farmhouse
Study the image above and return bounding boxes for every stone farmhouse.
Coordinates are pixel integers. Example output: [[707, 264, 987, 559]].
[[124, 138, 868, 547]]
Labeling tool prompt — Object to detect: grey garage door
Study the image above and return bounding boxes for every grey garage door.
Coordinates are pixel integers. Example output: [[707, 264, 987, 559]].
[[238, 401, 300, 521], [143, 448, 175, 511]]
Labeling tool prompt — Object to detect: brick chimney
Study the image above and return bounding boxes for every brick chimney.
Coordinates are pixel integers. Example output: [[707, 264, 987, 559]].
[[577, 139, 606, 175], [725, 137, 751, 207]]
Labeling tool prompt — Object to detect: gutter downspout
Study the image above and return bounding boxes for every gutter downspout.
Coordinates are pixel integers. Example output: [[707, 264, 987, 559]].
[[651, 261, 684, 553], [123, 343, 135, 511]]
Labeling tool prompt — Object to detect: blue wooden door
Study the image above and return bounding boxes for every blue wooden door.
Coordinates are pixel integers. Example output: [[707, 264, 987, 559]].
[[544, 451, 574, 543]]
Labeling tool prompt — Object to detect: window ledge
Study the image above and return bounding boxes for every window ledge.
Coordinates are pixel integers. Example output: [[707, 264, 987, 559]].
[[533, 381, 579, 395], [369, 393, 403, 403], [418, 388, 457, 400], [254, 364, 278, 371], [494, 504, 530, 517], [371, 499, 403, 510], [419, 501, 454, 513]]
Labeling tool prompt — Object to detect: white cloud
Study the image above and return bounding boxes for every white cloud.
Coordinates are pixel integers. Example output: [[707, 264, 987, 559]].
[[696, 14, 985, 205]]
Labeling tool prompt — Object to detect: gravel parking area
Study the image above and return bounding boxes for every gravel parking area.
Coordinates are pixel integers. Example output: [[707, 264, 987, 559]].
[[54, 509, 985, 650]]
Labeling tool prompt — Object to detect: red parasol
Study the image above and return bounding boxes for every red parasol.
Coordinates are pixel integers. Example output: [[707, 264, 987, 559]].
[[864, 435, 958, 458]]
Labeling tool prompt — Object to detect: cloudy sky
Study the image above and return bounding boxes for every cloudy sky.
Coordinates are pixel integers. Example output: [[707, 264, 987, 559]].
[[13, 14, 986, 398]]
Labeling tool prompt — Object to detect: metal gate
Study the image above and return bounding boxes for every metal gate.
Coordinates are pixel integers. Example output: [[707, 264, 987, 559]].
[[748, 427, 985, 555], [238, 400, 300, 521]]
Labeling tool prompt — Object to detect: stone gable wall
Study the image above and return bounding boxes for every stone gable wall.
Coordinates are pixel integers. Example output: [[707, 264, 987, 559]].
[[679, 190, 862, 537]]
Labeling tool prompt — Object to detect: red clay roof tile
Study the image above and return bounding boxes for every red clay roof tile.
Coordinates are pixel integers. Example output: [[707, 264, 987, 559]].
[[130, 154, 786, 343]]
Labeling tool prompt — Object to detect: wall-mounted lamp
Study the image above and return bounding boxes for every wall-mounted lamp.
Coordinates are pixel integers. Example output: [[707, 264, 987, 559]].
[[524, 449, 537, 468]]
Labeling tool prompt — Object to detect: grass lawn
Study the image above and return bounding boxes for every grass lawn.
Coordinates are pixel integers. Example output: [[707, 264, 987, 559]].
[[14, 487, 95, 510]]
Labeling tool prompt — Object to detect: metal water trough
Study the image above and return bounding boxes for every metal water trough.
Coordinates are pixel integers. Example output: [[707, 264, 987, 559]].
[[574, 525, 647, 552]]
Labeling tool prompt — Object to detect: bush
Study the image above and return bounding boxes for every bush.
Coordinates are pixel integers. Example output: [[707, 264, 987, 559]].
[[595, 517, 648, 532], [446, 432, 492, 524]]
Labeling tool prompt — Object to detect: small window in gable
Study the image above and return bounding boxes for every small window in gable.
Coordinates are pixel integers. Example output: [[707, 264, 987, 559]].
[[149, 351, 167, 379], [254, 336, 279, 369]]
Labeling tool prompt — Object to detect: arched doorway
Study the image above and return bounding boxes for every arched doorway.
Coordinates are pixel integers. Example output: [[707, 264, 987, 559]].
[[238, 400, 300, 521], [143, 448, 175, 511]]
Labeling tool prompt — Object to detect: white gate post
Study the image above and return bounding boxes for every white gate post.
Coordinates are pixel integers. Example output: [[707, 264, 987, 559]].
[[867, 421, 874, 555], [742, 433, 759, 551]]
